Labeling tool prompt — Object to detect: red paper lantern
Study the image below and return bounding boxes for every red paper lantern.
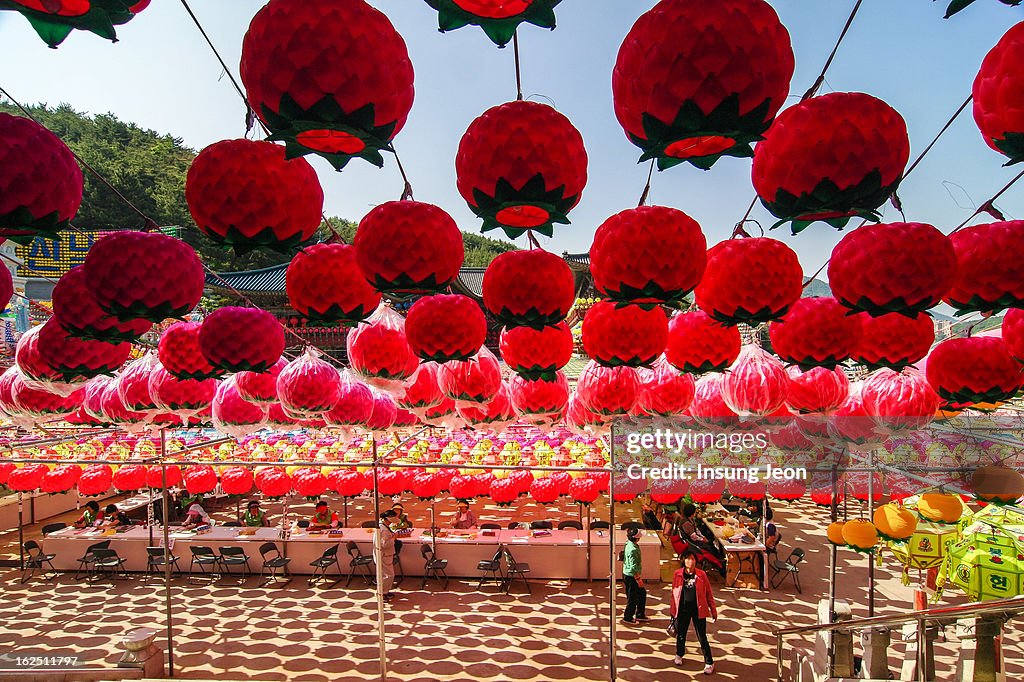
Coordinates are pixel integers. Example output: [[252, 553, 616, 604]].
[[117, 354, 159, 412], [769, 297, 862, 370], [393, 408, 419, 427], [254, 467, 292, 498], [636, 357, 695, 417], [752, 92, 910, 232], [665, 310, 741, 374], [582, 301, 667, 368], [457, 383, 515, 428], [926, 337, 1023, 406], [0, 461, 17, 487], [695, 237, 802, 325], [12, 374, 82, 418], [689, 373, 738, 429], [828, 222, 957, 316], [612, 0, 794, 170], [7, 464, 47, 492], [689, 478, 726, 504], [844, 472, 884, 503], [97, 380, 146, 427], [785, 366, 849, 415], [366, 391, 399, 431], [973, 21, 1024, 164], [650, 478, 689, 506], [612, 473, 646, 502], [827, 385, 887, 450], [4, 0, 147, 48], [487, 478, 517, 506], [158, 321, 224, 381], [499, 321, 572, 380], [15, 325, 70, 388], [328, 469, 367, 498], [566, 394, 606, 434], [286, 243, 380, 324], [293, 468, 329, 499], [509, 372, 569, 418], [235, 358, 286, 406], [809, 484, 843, 507], [0, 112, 82, 243], [576, 360, 639, 416], [77, 464, 113, 496], [456, 100, 587, 238], [448, 475, 477, 501], [590, 206, 706, 305], [406, 294, 487, 362], [36, 319, 132, 384], [240, 0, 414, 170], [325, 372, 375, 427], [220, 467, 254, 496], [186, 139, 323, 253], [729, 478, 767, 502], [211, 378, 268, 438], [569, 477, 600, 506], [853, 312, 936, 372], [768, 478, 805, 501], [482, 250, 575, 328], [945, 222, 1024, 314], [1004, 309, 1024, 363], [423, 396, 462, 429], [147, 464, 183, 490], [721, 345, 790, 417], [529, 477, 560, 504], [397, 363, 443, 412], [52, 265, 152, 342], [373, 469, 407, 497], [424, 0, 561, 47], [862, 368, 939, 434], [183, 464, 218, 496], [408, 472, 441, 501], [347, 305, 419, 386], [276, 349, 341, 416], [355, 200, 464, 295], [41, 464, 81, 495], [199, 307, 285, 373], [438, 347, 502, 405], [112, 464, 147, 492], [84, 231, 204, 322]]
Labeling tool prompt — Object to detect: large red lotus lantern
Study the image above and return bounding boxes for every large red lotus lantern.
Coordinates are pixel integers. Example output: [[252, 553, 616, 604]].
[[0, 112, 82, 242], [768, 478, 806, 501], [489, 478, 519, 506], [411, 472, 443, 501], [582, 301, 667, 368], [438, 347, 502, 405], [211, 377, 268, 439], [183, 464, 218, 496], [945, 222, 1024, 314], [590, 206, 706, 305], [36, 319, 132, 384], [565, 394, 606, 435], [569, 477, 600, 506], [827, 384, 887, 450], [186, 139, 323, 253], [694, 237, 802, 325], [158, 321, 224, 381], [7, 464, 47, 493], [769, 298, 862, 370], [509, 372, 569, 419], [499, 321, 572, 380], [41, 464, 81, 495], [828, 223, 957, 316], [112, 464, 147, 493], [98, 381, 146, 428], [729, 478, 767, 502], [636, 357, 695, 417], [293, 468, 329, 500], [612, 0, 794, 170], [147, 464, 183, 490], [373, 469, 407, 497], [77, 463, 113, 496], [456, 100, 587, 238], [325, 372, 374, 427], [329, 469, 367, 498], [1004, 309, 1024, 363], [482, 250, 575, 328], [457, 383, 515, 429], [84, 231, 204, 322], [220, 467, 254, 496], [235, 358, 286, 406], [15, 324, 73, 390], [0, 462, 15, 488], [721, 345, 790, 417], [926, 337, 1023, 406], [80, 375, 111, 423], [254, 467, 292, 499], [366, 391, 399, 430], [973, 21, 1024, 164], [347, 305, 419, 388], [689, 478, 726, 504], [853, 312, 935, 371], [529, 477, 560, 504], [422, 396, 463, 429], [785, 366, 849, 415], [52, 266, 151, 342], [862, 368, 939, 434], [424, 0, 561, 47], [286, 243, 380, 324], [753, 92, 910, 232], [665, 310, 741, 374], [406, 294, 487, 362], [276, 349, 341, 416], [576, 360, 639, 416], [150, 366, 216, 424], [1, 0, 148, 48], [116, 353, 158, 413], [354, 200, 464, 295], [199, 307, 284, 373], [240, 0, 414, 170], [397, 363, 443, 412]]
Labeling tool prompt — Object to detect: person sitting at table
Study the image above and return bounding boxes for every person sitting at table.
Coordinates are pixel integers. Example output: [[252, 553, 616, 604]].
[[641, 503, 661, 531], [308, 500, 339, 530], [242, 499, 271, 527], [670, 550, 718, 674], [662, 509, 681, 539], [764, 509, 781, 553], [73, 501, 103, 529], [738, 499, 763, 530], [390, 502, 412, 555], [681, 504, 727, 568], [451, 501, 478, 529], [181, 500, 212, 529], [104, 504, 132, 527]]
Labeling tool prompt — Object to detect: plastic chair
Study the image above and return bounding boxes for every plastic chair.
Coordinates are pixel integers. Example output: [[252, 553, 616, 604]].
[[770, 547, 805, 593], [344, 541, 373, 587], [41, 522, 67, 536], [420, 544, 448, 590], [21, 540, 56, 583], [258, 542, 291, 586], [476, 548, 504, 590], [91, 547, 127, 581], [529, 520, 552, 530], [189, 546, 222, 582], [74, 540, 111, 581], [558, 520, 583, 530], [146, 546, 181, 575], [502, 545, 531, 595], [310, 545, 342, 586], [589, 520, 610, 530], [479, 523, 501, 530], [219, 546, 252, 581]]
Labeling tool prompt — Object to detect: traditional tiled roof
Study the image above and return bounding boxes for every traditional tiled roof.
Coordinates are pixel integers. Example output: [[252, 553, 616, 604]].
[[205, 263, 287, 292]]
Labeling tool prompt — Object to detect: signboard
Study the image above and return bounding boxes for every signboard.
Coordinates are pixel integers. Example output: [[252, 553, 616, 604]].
[[14, 230, 106, 279]]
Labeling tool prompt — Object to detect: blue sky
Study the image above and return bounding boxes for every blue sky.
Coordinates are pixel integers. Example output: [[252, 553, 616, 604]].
[[1, 1, 1022, 279]]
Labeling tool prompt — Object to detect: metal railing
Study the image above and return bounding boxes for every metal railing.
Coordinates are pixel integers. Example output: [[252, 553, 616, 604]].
[[773, 595, 1024, 682]]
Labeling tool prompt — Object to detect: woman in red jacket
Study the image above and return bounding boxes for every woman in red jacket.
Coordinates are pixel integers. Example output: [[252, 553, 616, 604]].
[[670, 550, 717, 674]]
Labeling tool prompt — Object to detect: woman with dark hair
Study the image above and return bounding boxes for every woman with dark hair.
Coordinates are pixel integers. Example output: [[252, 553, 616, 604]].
[[670, 550, 718, 674], [73, 501, 103, 528], [622, 526, 648, 624]]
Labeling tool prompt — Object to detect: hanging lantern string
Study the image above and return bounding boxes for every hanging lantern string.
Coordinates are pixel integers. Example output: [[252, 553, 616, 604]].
[[948, 166, 1024, 234], [178, 0, 269, 138], [0, 251, 60, 286], [526, 230, 542, 250], [637, 159, 655, 208], [0, 86, 160, 233], [513, 30, 524, 101], [391, 147, 415, 201], [800, 0, 864, 101]]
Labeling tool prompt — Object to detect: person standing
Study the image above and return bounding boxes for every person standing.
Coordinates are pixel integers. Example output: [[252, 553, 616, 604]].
[[622, 526, 648, 624], [376, 509, 398, 601], [670, 550, 718, 674]]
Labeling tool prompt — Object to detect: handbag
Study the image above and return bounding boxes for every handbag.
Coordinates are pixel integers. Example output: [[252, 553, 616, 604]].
[[667, 618, 677, 637]]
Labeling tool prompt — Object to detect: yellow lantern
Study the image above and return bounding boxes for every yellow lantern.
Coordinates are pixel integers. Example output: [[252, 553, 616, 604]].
[[874, 503, 918, 542], [827, 521, 847, 546], [971, 465, 1024, 505], [842, 519, 879, 553], [918, 492, 966, 525]]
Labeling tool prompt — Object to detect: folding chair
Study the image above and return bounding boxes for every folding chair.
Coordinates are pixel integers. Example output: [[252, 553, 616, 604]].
[[146, 546, 181, 576], [507, 522, 522, 529], [530, 520, 552, 530], [41, 522, 67, 536], [74, 540, 110, 581], [310, 545, 342, 587], [590, 520, 610, 530], [189, 546, 222, 583], [218, 546, 252, 582], [503, 546, 531, 595], [392, 550, 405, 588], [770, 547, 805, 593], [480, 523, 501, 530], [420, 544, 448, 590], [476, 548, 504, 590], [620, 521, 644, 532], [344, 541, 373, 587], [360, 520, 377, 528], [91, 548, 127, 581], [21, 541, 56, 583], [258, 542, 292, 586], [558, 520, 583, 530]]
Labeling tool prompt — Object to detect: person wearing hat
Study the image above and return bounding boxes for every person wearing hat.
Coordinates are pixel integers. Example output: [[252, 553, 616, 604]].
[[181, 499, 212, 529], [451, 501, 478, 529], [242, 500, 271, 527], [622, 526, 648, 625], [308, 500, 339, 530]]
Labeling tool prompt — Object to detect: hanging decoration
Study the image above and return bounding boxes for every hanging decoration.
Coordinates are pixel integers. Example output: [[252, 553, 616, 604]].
[[158, 321, 224, 381], [406, 294, 487, 362], [52, 266, 151, 342], [576, 360, 639, 416], [347, 304, 419, 388], [720, 345, 790, 418], [973, 21, 1024, 164], [0, 0, 148, 49], [784, 366, 849, 415], [423, 0, 561, 47], [324, 371, 374, 427], [636, 356, 695, 417], [1004, 309, 1024, 362], [694, 237, 802, 325], [482, 249, 575, 328], [366, 391, 399, 430], [396, 363, 444, 413], [286, 243, 381, 325], [509, 371, 569, 420], [853, 312, 935, 372], [862, 368, 940, 435], [664, 310, 741, 374], [768, 297, 862, 370], [36, 318, 132, 383], [925, 336, 1023, 407], [239, 0, 415, 170], [199, 307, 285, 373], [211, 377, 268, 439], [276, 348, 342, 416], [581, 301, 667, 368], [945, 221, 1024, 314], [457, 382, 515, 429], [499, 321, 573, 380], [438, 347, 502, 405], [235, 358, 286, 406]]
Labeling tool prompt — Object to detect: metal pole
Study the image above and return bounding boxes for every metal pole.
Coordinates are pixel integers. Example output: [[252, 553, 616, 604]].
[[916, 616, 927, 682], [343, 496, 349, 528], [608, 421, 617, 682], [776, 632, 784, 682], [828, 463, 838, 677], [371, 434, 386, 682], [586, 503, 592, 582], [430, 501, 437, 555], [148, 479, 154, 547], [867, 449, 875, 619], [17, 492, 24, 571], [160, 429, 174, 678]]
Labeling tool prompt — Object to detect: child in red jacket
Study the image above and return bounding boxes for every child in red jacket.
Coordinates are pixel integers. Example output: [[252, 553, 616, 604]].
[[670, 550, 718, 674]]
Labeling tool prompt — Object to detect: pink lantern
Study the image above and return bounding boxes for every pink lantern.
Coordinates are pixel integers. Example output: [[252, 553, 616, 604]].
[[116, 353, 160, 412], [212, 377, 267, 438], [438, 347, 502, 405], [636, 356, 695, 417], [347, 304, 419, 389], [689, 374, 738, 429], [457, 382, 516, 429], [785, 365, 849, 415], [576, 360, 639, 416], [509, 372, 569, 418], [827, 383, 887, 450], [721, 346, 790, 417], [366, 391, 398, 431], [325, 372, 374, 427], [397, 362, 444, 412], [149, 365, 217, 425], [862, 368, 939, 434], [236, 358, 286, 405], [277, 348, 342, 416]]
